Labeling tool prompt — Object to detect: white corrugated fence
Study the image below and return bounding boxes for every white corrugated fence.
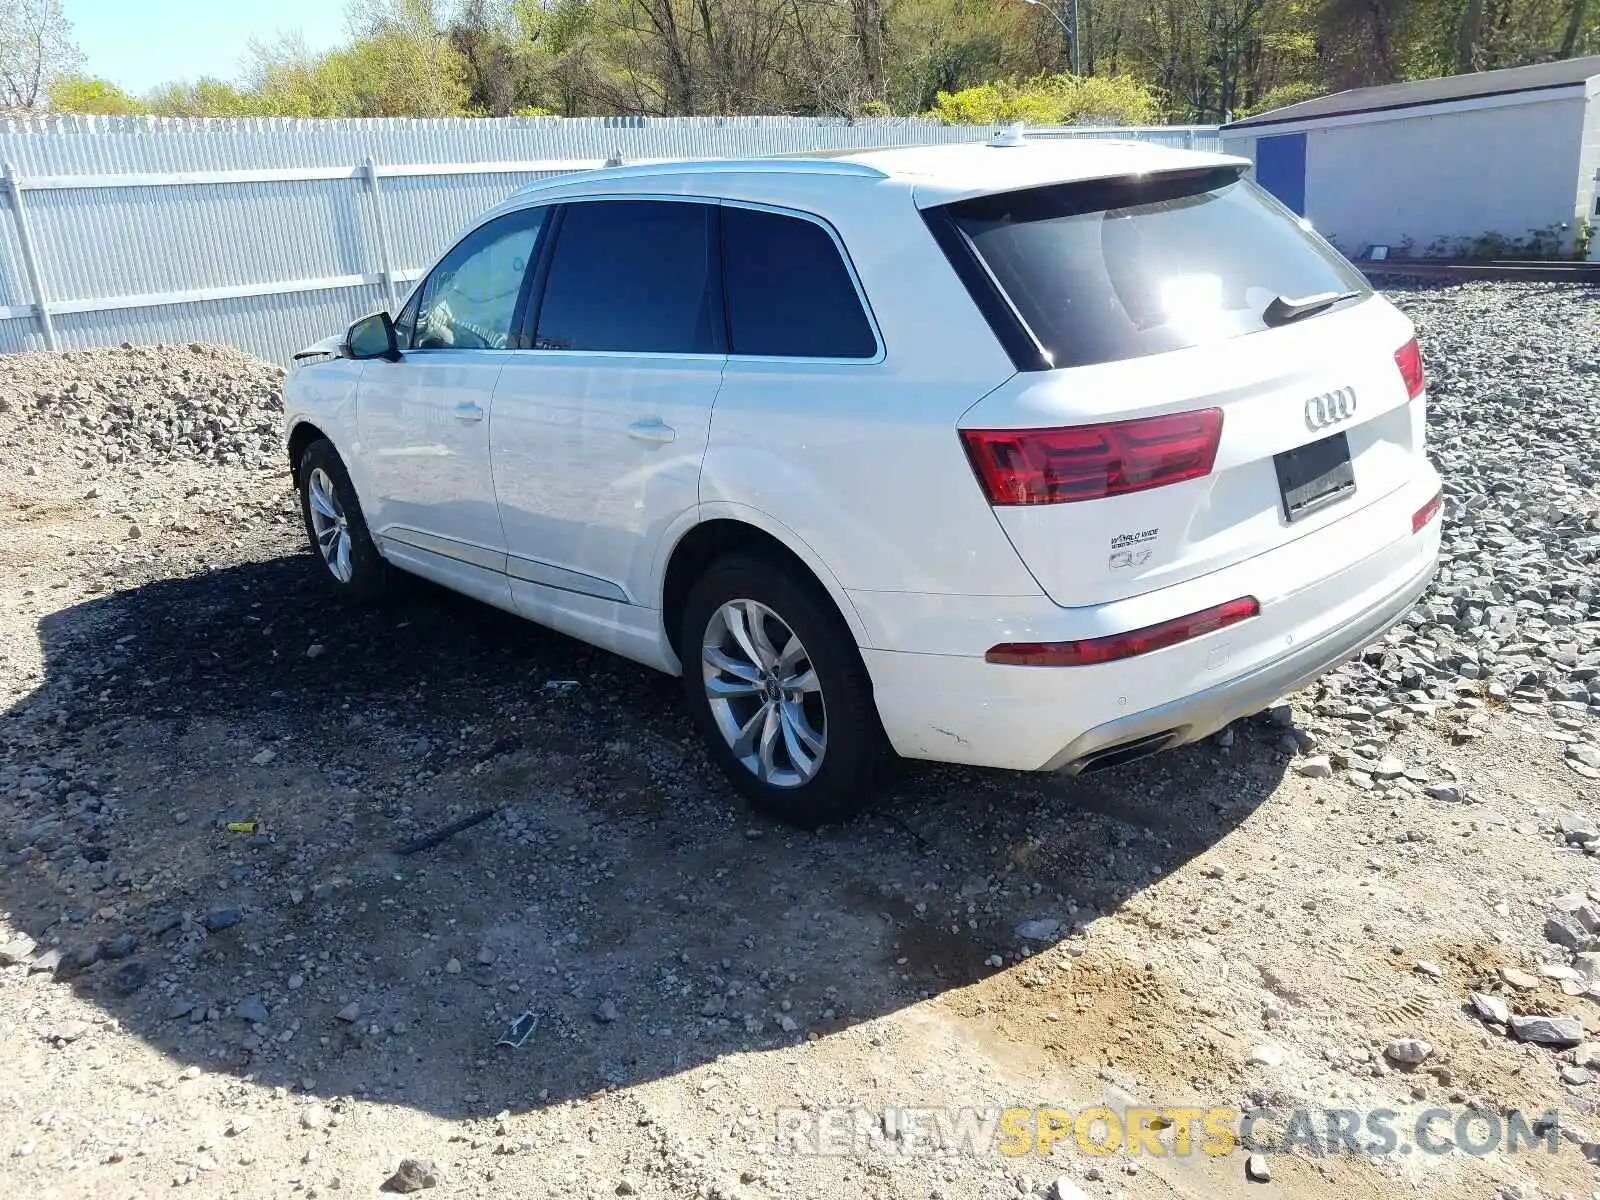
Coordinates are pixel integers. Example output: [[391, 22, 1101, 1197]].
[[0, 116, 1221, 363]]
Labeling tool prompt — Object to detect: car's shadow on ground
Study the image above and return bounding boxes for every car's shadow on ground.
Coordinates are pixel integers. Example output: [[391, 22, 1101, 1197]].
[[1, 547, 1291, 1119]]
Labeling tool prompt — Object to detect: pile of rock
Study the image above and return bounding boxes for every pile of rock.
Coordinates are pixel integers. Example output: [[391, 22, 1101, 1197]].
[[0, 342, 285, 470], [1279, 284, 1600, 788]]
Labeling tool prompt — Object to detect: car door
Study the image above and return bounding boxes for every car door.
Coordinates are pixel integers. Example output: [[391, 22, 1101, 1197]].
[[356, 206, 548, 602], [489, 198, 725, 626]]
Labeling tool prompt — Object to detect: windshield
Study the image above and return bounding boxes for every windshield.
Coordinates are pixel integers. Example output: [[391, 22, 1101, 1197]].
[[943, 167, 1370, 369]]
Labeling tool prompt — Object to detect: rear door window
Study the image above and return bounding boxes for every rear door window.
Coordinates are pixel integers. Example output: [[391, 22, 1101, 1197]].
[[533, 200, 719, 354], [721, 205, 877, 359], [941, 168, 1370, 369]]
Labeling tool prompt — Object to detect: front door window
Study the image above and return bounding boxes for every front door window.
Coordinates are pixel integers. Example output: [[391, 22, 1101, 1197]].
[[413, 209, 547, 351]]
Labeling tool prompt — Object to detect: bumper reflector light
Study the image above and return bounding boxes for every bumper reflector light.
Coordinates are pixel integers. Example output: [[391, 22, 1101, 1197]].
[[1412, 489, 1442, 533], [986, 596, 1261, 667]]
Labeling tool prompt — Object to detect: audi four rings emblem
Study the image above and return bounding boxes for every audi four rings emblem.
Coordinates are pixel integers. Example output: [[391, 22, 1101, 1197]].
[[1305, 386, 1357, 432]]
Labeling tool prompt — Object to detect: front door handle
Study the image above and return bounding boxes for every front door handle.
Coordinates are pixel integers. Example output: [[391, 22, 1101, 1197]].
[[627, 419, 676, 444], [454, 401, 486, 424]]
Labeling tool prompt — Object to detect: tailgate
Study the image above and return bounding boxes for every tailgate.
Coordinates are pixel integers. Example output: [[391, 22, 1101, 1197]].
[[959, 297, 1427, 607]]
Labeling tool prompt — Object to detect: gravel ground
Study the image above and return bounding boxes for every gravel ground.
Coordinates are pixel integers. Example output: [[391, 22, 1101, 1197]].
[[2, 284, 1599, 1200]]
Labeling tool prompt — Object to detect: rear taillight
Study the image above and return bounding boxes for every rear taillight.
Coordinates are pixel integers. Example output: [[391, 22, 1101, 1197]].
[[985, 596, 1260, 667], [1412, 489, 1442, 533], [960, 409, 1223, 506], [1395, 338, 1425, 399]]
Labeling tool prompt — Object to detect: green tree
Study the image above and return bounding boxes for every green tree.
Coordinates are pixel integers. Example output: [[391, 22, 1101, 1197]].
[[928, 71, 1160, 122], [48, 73, 144, 114], [246, 34, 362, 117], [344, 0, 471, 116], [60, 0, 1593, 127], [145, 78, 267, 117]]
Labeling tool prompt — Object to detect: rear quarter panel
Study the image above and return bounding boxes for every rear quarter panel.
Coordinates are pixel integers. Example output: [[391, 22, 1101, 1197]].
[[698, 176, 1040, 599]]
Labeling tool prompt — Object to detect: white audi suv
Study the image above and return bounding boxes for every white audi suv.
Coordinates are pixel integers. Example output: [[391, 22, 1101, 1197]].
[[283, 136, 1442, 826]]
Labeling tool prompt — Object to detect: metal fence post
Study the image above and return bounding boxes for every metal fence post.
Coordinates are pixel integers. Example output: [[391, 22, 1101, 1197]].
[[1185, 128, 1196, 151], [4, 161, 58, 351], [363, 157, 400, 313]]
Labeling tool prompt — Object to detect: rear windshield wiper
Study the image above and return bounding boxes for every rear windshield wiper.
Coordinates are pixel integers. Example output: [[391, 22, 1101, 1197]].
[[1262, 290, 1362, 327]]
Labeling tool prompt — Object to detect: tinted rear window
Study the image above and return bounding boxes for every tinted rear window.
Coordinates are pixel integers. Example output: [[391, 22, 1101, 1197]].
[[535, 200, 718, 354], [721, 206, 877, 358], [944, 168, 1370, 369]]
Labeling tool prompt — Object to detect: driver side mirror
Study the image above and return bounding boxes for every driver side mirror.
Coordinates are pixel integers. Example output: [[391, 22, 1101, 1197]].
[[342, 311, 401, 362]]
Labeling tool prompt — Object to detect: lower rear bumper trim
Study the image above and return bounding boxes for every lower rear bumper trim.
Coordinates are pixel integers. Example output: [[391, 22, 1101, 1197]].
[[1043, 549, 1438, 773]]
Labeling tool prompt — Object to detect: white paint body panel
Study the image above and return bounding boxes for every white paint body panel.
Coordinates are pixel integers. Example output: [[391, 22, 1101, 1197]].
[[491, 352, 722, 604], [356, 350, 511, 580], [285, 141, 1441, 775], [964, 297, 1421, 607], [865, 474, 1441, 769]]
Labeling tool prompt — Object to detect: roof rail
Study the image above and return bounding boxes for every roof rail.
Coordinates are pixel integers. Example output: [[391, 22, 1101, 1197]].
[[509, 156, 887, 198]]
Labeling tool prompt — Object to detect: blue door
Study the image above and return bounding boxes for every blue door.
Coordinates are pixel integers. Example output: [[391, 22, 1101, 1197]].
[[1254, 133, 1307, 215]]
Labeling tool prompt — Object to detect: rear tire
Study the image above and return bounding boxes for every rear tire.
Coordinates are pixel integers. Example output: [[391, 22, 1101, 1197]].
[[295, 439, 395, 606], [680, 554, 884, 827]]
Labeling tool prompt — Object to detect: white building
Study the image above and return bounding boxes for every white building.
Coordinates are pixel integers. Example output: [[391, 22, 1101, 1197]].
[[1220, 56, 1600, 259]]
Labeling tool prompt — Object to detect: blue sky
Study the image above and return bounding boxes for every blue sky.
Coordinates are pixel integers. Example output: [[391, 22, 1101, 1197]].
[[70, 0, 350, 94]]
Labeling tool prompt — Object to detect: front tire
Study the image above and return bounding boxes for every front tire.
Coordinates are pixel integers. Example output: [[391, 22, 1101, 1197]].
[[680, 555, 884, 827], [295, 439, 395, 605]]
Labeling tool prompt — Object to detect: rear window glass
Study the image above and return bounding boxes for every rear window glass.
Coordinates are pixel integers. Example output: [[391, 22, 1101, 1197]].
[[944, 168, 1370, 369]]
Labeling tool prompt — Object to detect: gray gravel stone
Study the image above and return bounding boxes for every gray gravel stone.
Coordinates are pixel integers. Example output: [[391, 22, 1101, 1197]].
[[1468, 991, 1510, 1024], [1048, 1178, 1091, 1200], [1259, 703, 1294, 728], [1546, 912, 1593, 950], [102, 932, 139, 960], [1384, 1037, 1433, 1065], [1374, 756, 1406, 780], [1569, 744, 1600, 770], [111, 961, 149, 995], [1015, 918, 1061, 941], [1561, 813, 1600, 843], [55, 942, 103, 976], [1500, 967, 1540, 991], [0, 934, 36, 965], [1510, 1014, 1584, 1047], [383, 1157, 439, 1192]]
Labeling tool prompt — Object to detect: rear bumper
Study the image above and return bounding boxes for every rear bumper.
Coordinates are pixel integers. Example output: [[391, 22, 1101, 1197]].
[[858, 469, 1441, 772], [1041, 547, 1435, 771]]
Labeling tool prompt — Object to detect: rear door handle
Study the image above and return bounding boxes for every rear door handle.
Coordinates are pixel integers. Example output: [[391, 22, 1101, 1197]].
[[627, 419, 676, 444], [454, 401, 486, 424]]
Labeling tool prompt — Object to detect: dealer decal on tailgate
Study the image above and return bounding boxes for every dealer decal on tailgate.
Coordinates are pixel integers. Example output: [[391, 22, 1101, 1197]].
[[1109, 528, 1159, 570]]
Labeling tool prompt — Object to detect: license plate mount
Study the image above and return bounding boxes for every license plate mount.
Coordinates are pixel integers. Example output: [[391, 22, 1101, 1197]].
[[1275, 432, 1355, 523]]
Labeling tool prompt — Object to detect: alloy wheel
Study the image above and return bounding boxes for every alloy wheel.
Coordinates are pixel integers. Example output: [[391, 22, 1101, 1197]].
[[306, 467, 354, 584], [701, 598, 827, 788]]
